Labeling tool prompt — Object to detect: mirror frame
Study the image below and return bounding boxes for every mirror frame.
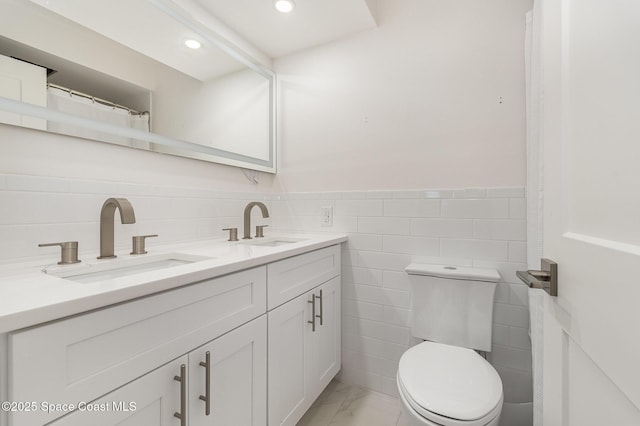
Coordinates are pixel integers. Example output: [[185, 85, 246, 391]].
[[0, 0, 277, 173]]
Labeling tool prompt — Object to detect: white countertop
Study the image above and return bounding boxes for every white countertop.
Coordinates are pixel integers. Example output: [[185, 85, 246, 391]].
[[0, 233, 347, 333]]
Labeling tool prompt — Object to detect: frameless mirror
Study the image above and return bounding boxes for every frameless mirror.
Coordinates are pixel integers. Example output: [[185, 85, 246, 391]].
[[0, 0, 276, 172]]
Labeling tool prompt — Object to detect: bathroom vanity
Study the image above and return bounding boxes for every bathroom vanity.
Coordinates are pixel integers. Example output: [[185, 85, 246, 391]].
[[0, 234, 345, 426]]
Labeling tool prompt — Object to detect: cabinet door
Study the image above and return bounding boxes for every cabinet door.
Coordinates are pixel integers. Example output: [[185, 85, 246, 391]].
[[189, 315, 267, 426], [267, 291, 314, 426], [310, 277, 341, 397], [50, 356, 188, 426]]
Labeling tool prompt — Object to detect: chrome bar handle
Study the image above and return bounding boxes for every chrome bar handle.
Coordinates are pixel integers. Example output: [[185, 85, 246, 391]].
[[307, 294, 316, 332], [315, 289, 324, 326], [199, 351, 211, 416], [174, 364, 187, 426]]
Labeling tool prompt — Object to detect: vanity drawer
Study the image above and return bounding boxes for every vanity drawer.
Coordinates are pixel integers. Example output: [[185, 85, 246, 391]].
[[8, 266, 266, 426], [267, 245, 340, 310]]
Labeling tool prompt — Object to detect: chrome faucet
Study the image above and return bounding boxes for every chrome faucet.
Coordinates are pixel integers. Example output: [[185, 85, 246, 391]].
[[243, 201, 269, 239], [98, 198, 136, 259]]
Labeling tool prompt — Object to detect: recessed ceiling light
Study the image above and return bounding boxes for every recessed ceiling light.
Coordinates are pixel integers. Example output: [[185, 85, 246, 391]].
[[274, 0, 295, 13], [185, 39, 201, 49]]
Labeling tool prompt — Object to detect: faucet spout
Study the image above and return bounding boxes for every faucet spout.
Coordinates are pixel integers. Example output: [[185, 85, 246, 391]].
[[243, 201, 269, 239], [98, 198, 136, 259]]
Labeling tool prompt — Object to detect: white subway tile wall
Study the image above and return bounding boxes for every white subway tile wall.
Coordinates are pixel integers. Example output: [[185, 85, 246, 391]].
[[0, 176, 532, 403], [0, 174, 273, 262], [273, 187, 532, 402]]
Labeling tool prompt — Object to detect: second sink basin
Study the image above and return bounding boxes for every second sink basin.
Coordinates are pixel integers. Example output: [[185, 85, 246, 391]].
[[47, 253, 212, 284]]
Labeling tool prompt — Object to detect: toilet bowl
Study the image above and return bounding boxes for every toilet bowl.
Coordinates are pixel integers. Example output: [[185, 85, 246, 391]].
[[397, 341, 503, 426], [398, 264, 504, 426]]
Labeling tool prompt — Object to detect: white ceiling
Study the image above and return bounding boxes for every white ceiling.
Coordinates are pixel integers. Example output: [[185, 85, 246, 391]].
[[193, 0, 378, 58], [26, 0, 377, 81], [28, 0, 243, 81]]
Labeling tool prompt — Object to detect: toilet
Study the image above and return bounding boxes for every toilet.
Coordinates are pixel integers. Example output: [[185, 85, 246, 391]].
[[397, 264, 504, 426]]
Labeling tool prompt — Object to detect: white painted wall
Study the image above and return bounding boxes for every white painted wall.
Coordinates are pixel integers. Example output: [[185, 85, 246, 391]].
[[3, 0, 531, 193], [274, 0, 531, 192]]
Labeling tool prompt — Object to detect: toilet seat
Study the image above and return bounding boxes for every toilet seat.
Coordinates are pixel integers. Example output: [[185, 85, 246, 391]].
[[397, 341, 503, 426]]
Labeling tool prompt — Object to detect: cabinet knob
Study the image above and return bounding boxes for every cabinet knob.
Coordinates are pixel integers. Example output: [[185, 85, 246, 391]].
[[222, 228, 239, 242], [38, 241, 81, 265], [130, 234, 158, 255]]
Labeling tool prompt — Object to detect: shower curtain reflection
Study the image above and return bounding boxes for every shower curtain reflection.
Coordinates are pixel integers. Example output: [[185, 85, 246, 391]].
[[46, 85, 150, 149]]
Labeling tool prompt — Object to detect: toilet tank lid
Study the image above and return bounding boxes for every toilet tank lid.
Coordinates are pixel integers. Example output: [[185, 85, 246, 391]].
[[405, 264, 501, 282]]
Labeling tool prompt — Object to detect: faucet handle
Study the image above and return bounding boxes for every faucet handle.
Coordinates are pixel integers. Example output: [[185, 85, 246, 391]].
[[39, 241, 81, 265], [255, 225, 269, 238], [222, 228, 239, 242], [131, 234, 158, 255]]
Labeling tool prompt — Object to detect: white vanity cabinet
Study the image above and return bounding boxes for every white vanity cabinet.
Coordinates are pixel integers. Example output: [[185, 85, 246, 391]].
[[3, 241, 343, 426], [49, 316, 267, 426], [8, 267, 267, 426], [267, 246, 341, 426]]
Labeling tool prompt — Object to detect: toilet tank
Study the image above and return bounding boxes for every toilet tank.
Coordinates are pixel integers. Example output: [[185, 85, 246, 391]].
[[405, 264, 501, 352]]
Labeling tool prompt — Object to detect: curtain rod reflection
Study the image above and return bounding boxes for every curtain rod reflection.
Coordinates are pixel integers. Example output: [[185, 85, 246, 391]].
[[47, 83, 149, 117]]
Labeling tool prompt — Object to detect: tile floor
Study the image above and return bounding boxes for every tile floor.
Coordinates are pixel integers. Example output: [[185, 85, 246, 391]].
[[297, 379, 533, 426], [297, 380, 408, 426]]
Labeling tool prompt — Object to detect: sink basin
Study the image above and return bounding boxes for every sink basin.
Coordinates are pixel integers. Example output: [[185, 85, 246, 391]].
[[240, 237, 307, 247], [47, 253, 212, 284]]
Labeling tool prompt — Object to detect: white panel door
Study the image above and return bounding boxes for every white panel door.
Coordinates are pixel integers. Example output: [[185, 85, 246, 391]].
[[541, 0, 640, 424], [0, 54, 46, 129]]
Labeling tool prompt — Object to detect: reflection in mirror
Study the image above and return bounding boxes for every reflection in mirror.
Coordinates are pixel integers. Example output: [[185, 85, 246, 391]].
[[0, 0, 275, 172]]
